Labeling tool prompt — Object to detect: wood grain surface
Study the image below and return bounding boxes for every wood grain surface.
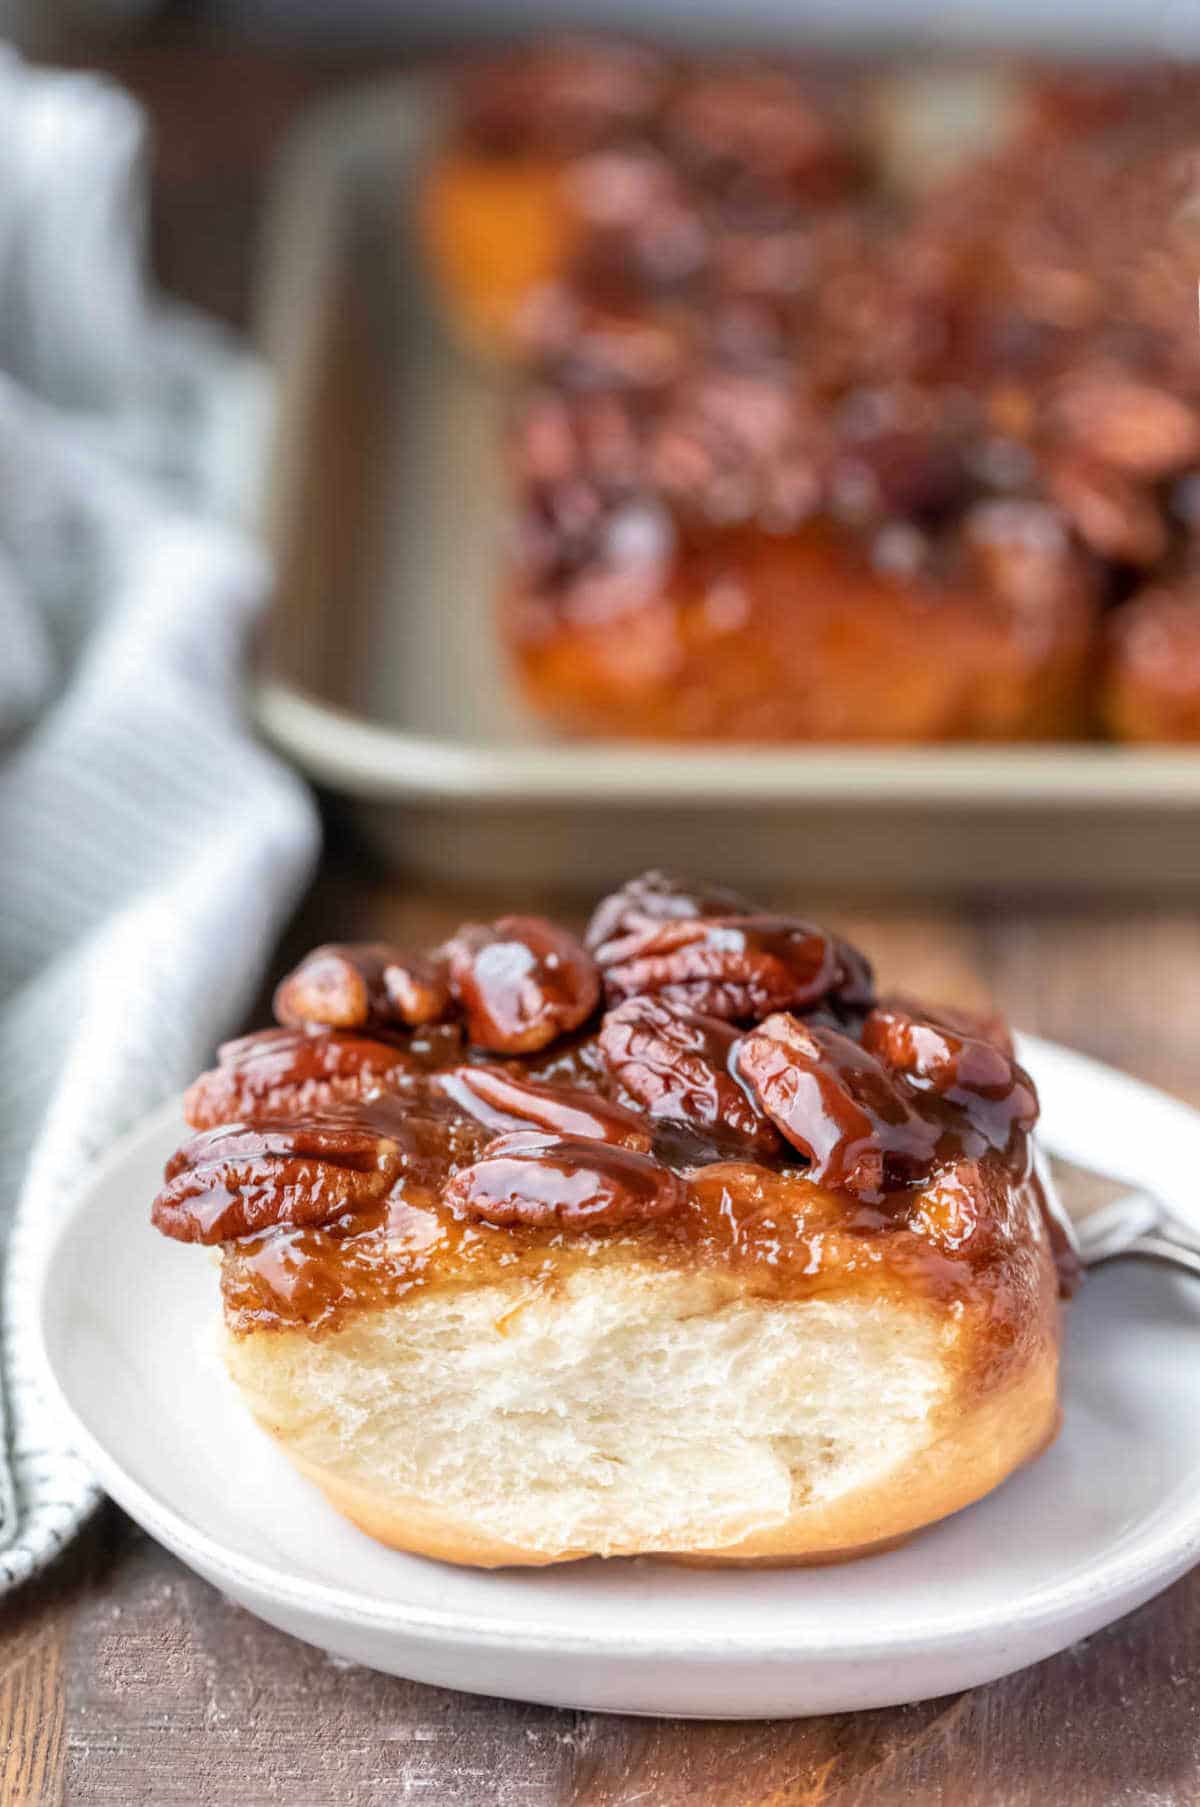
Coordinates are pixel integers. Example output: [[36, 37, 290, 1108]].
[[7, 31, 1200, 1805]]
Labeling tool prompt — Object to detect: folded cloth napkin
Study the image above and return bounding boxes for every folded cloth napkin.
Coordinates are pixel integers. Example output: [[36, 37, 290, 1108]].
[[0, 51, 319, 1588]]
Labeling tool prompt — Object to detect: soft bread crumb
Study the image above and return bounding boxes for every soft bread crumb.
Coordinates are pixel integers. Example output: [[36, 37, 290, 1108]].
[[222, 1263, 1054, 1565]]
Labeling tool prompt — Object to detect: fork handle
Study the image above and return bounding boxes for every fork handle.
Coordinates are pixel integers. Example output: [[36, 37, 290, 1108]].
[[1074, 1191, 1200, 1275], [1112, 1235, 1200, 1280]]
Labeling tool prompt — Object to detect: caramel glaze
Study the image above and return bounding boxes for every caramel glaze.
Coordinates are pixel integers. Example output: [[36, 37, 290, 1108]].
[[153, 883, 1070, 1380], [209, 1019, 1063, 1383]]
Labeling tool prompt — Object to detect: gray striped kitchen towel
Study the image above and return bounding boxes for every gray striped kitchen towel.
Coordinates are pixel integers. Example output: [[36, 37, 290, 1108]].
[[0, 51, 319, 1588]]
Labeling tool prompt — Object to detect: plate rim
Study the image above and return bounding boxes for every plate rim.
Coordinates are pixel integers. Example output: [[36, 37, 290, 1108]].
[[33, 1041, 1200, 1662]]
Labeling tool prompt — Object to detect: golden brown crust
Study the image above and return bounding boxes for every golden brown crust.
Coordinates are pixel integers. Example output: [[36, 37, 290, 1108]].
[[505, 546, 1096, 744], [421, 151, 578, 353], [1102, 586, 1200, 743]]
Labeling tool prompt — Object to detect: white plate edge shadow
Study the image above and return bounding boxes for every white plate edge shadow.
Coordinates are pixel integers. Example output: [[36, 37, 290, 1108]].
[[29, 1033, 1200, 1670]]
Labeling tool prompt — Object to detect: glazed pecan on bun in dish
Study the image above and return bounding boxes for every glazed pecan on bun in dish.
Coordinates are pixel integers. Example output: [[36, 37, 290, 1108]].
[[153, 875, 1075, 1568], [427, 44, 1200, 742]]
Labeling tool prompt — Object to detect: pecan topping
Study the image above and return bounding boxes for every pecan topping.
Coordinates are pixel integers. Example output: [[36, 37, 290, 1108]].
[[153, 869, 1069, 1354], [1103, 584, 1200, 739], [444, 916, 600, 1053], [519, 290, 689, 392], [274, 943, 451, 1033], [735, 1013, 939, 1202], [443, 1133, 684, 1228], [827, 386, 970, 524], [646, 369, 825, 529], [1050, 373, 1200, 478], [458, 40, 666, 157], [153, 1119, 403, 1244], [585, 870, 755, 959], [1047, 452, 1167, 566], [437, 1065, 651, 1149], [959, 499, 1090, 613], [184, 1029, 413, 1131], [599, 914, 869, 1023], [876, 992, 1015, 1057], [665, 68, 849, 201], [599, 995, 781, 1156], [571, 148, 709, 294], [862, 1002, 1038, 1155]]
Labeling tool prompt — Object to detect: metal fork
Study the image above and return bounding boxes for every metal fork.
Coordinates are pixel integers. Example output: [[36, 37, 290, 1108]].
[[1069, 1191, 1200, 1279]]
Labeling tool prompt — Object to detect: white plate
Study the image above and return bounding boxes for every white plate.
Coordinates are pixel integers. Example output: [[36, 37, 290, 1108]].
[[33, 1035, 1200, 1718]]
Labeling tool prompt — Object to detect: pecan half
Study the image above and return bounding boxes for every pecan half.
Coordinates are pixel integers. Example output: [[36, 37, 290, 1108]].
[[1047, 451, 1167, 566], [444, 916, 600, 1053], [599, 995, 780, 1156], [735, 1013, 939, 1202], [1050, 373, 1200, 478], [875, 992, 1014, 1057], [153, 1118, 403, 1244], [585, 870, 755, 960], [665, 68, 849, 201], [184, 1028, 413, 1130], [437, 1065, 650, 1150], [274, 943, 451, 1033], [599, 914, 869, 1023], [443, 1133, 684, 1229], [960, 499, 1090, 612], [862, 1001, 1038, 1153], [459, 39, 666, 157]]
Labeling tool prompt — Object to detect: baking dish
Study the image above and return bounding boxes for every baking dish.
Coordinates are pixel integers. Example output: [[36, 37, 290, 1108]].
[[253, 71, 1200, 890]]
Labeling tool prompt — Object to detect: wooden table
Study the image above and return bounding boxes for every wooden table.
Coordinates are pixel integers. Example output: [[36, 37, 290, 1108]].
[[8, 32, 1200, 1806]]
